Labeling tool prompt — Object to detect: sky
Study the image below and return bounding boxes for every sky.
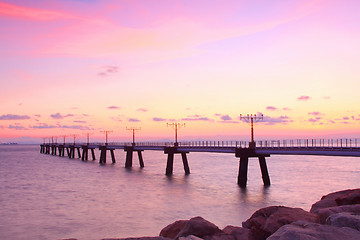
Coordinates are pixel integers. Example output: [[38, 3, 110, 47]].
[[0, 0, 359, 144]]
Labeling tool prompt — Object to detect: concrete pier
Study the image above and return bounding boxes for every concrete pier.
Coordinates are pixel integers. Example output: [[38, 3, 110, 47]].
[[124, 146, 144, 168], [164, 147, 190, 175]]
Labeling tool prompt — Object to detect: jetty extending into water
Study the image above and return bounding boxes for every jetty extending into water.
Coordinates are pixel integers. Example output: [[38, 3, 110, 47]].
[[40, 138, 360, 187]]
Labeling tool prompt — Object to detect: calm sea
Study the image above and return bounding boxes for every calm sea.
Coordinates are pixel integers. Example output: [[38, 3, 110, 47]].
[[0, 144, 359, 240]]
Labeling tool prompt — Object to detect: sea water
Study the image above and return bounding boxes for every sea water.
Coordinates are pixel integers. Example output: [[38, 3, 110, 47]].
[[0, 145, 359, 240]]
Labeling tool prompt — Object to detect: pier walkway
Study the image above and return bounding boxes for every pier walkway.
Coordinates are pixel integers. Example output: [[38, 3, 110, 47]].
[[40, 138, 360, 187]]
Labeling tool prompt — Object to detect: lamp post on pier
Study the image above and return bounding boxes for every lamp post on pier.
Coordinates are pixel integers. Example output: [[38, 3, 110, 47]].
[[126, 127, 141, 146], [167, 122, 185, 147], [100, 130, 113, 146], [240, 114, 263, 148], [85, 132, 93, 145]]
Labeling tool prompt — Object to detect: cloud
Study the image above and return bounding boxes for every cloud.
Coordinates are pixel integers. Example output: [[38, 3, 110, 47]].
[[31, 123, 57, 129], [137, 108, 148, 112], [98, 66, 119, 77], [9, 124, 28, 130], [74, 120, 87, 123], [308, 112, 323, 116], [0, 2, 74, 21], [107, 106, 120, 110], [266, 106, 278, 111], [153, 117, 167, 122], [262, 115, 293, 125], [0, 114, 31, 120], [323, 96, 331, 100], [182, 117, 212, 121], [220, 115, 232, 121], [282, 108, 291, 111], [128, 118, 140, 122], [34, 114, 41, 118], [60, 125, 92, 130], [50, 113, 74, 119], [308, 117, 322, 123], [297, 96, 311, 101], [343, 116, 350, 120]]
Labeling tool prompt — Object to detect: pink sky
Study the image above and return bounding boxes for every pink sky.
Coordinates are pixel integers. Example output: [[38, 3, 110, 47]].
[[0, 0, 359, 143]]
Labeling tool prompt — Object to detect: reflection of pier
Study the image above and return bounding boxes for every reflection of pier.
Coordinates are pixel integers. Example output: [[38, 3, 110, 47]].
[[40, 139, 360, 187]]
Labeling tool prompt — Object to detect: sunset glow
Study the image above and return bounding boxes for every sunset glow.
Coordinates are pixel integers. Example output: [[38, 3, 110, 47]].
[[1, 0, 359, 143]]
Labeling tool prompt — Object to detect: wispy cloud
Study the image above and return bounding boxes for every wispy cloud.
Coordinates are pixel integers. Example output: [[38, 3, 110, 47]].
[[266, 106, 278, 111], [297, 95, 311, 101], [107, 106, 121, 110], [0, 2, 75, 21], [137, 108, 148, 112], [153, 117, 167, 122], [98, 66, 119, 77], [262, 115, 293, 125], [128, 118, 140, 122], [308, 112, 323, 116], [31, 123, 57, 129], [9, 124, 28, 130], [50, 113, 74, 119], [0, 114, 31, 120]]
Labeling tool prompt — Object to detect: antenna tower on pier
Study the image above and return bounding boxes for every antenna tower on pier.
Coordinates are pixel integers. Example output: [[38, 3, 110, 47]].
[[240, 114, 263, 148]]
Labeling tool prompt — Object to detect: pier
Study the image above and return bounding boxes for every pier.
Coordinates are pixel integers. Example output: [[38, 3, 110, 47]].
[[40, 138, 360, 187]]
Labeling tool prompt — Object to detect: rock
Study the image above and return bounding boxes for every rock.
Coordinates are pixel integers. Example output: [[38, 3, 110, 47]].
[[310, 188, 360, 214], [267, 220, 360, 240], [105, 237, 171, 240], [242, 206, 317, 240], [175, 216, 222, 239], [178, 235, 204, 240], [160, 220, 188, 239], [222, 226, 254, 240], [326, 212, 360, 231], [316, 204, 360, 224]]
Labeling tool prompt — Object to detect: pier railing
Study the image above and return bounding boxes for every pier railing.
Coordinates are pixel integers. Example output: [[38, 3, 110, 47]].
[[46, 138, 360, 149], [256, 138, 359, 148]]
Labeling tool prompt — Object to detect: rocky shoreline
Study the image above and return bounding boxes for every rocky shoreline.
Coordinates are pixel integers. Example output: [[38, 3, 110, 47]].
[[65, 188, 360, 240]]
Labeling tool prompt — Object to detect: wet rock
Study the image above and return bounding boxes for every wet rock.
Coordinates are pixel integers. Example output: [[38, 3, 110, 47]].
[[160, 220, 188, 239], [175, 216, 222, 239], [310, 188, 360, 214], [267, 220, 360, 240], [242, 206, 316, 240], [326, 212, 360, 231], [316, 204, 360, 224]]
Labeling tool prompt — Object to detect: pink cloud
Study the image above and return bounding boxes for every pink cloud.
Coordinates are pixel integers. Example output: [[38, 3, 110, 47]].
[[0, 2, 74, 21], [308, 112, 323, 116], [266, 106, 278, 111], [50, 113, 74, 119], [297, 96, 311, 101], [137, 108, 148, 112], [0, 114, 30, 120], [107, 106, 120, 110]]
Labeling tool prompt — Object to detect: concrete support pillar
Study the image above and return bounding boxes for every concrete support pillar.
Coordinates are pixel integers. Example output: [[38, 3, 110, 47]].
[[82, 146, 88, 161], [66, 147, 70, 158], [238, 156, 249, 188], [77, 148, 81, 158], [91, 149, 96, 161], [181, 152, 190, 175], [137, 151, 144, 168], [259, 156, 271, 186], [125, 150, 133, 168], [110, 149, 116, 163], [99, 146, 107, 164], [166, 152, 174, 175]]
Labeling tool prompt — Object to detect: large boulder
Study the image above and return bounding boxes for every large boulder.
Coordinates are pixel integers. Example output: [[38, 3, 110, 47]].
[[267, 220, 360, 240], [316, 204, 360, 224], [160, 217, 222, 239], [326, 212, 360, 231], [242, 206, 316, 240], [310, 188, 360, 214], [221, 226, 254, 240], [160, 220, 188, 239], [175, 217, 222, 239]]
